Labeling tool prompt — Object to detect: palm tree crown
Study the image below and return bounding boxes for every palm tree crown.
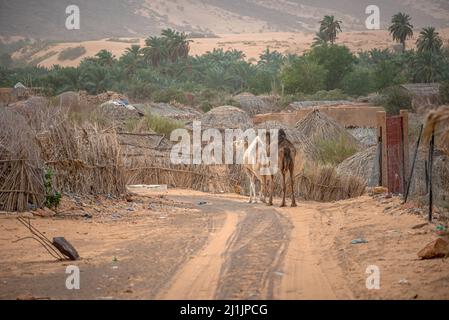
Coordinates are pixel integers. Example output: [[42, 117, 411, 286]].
[[416, 27, 443, 54], [319, 16, 342, 44], [388, 12, 414, 52]]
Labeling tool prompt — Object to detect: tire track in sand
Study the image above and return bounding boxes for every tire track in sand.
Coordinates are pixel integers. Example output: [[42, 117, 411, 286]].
[[156, 210, 239, 300], [273, 205, 337, 299]]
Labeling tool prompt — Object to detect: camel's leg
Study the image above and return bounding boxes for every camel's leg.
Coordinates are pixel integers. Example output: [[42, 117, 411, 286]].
[[280, 172, 286, 207], [290, 169, 297, 207], [260, 176, 266, 203], [248, 176, 254, 203], [254, 179, 259, 203], [268, 176, 274, 206]]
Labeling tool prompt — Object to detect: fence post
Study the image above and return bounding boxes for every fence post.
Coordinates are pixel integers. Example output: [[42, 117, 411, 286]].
[[428, 131, 435, 222], [400, 110, 409, 194], [403, 124, 422, 204], [376, 111, 388, 188]]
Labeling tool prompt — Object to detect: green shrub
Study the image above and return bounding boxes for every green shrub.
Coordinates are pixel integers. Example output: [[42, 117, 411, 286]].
[[382, 86, 412, 115], [127, 114, 184, 137], [281, 57, 327, 94], [303, 89, 348, 101], [316, 135, 358, 165], [44, 168, 61, 209], [342, 67, 375, 96], [152, 88, 189, 104], [58, 46, 87, 61]]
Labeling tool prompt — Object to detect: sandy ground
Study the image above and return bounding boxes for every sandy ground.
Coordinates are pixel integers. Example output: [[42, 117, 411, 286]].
[[21, 28, 449, 68], [0, 188, 448, 300]]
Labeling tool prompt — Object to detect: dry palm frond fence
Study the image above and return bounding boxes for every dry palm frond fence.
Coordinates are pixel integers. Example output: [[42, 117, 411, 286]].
[[0, 107, 127, 212], [119, 131, 245, 193]]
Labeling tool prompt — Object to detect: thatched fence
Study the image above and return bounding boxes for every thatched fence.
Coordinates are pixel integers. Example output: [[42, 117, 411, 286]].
[[0, 106, 126, 212]]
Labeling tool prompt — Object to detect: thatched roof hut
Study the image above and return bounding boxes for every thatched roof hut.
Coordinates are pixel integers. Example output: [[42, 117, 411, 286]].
[[233, 92, 278, 116], [134, 102, 202, 122], [336, 146, 378, 186], [256, 120, 319, 161], [399, 83, 440, 112], [295, 109, 361, 148], [201, 105, 253, 130]]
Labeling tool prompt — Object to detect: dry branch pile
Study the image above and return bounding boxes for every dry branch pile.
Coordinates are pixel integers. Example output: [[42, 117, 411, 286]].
[[0, 108, 45, 211]]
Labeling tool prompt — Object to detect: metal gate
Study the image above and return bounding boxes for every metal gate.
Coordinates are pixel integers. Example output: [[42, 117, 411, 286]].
[[377, 110, 409, 194]]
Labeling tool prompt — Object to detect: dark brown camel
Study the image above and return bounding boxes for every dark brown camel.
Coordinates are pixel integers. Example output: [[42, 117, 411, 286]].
[[263, 129, 297, 207]]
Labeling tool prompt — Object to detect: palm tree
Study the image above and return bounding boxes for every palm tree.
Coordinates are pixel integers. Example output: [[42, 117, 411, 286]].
[[142, 36, 168, 67], [121, 45, 142, 76], [388, 13, 414, 52], [161, 29, 192, 62], [416, 27, 443, 54], [82, 66, 109, 94], [319, 16, 342, 44], [258, 48, 284, 69], [59, 67, 82, 92], [312, 31, 329, 47], [95, 49, 115, 66], [413, 51, 443, 83], [124, 45, 142, 59]]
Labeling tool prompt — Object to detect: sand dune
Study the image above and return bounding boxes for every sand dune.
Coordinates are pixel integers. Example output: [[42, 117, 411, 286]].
[[17, 28, 449, 68]]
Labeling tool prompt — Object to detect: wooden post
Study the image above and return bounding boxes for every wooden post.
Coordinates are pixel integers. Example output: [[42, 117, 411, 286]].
[[376, 111, 388, 188], [428, 131, 435, 222], [400, 110, 410, 194], [404, 124, 423, 204]]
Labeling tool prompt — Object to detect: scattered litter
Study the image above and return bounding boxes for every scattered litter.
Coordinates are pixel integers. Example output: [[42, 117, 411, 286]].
[[128, 184, 168, 191], [274, 271, 284, 277], [436, 225, 448, 236], [399, 278, 410, 285], [351, 238, 368, 244], [112, 266, 119, 270], [198, 201, 208, 206]]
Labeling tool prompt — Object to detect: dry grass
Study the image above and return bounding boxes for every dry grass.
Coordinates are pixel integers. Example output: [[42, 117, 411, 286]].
[[297, 164, 366, 202]]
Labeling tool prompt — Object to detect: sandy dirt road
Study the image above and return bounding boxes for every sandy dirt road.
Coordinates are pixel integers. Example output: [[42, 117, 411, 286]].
[[0, 188, 448, 300]]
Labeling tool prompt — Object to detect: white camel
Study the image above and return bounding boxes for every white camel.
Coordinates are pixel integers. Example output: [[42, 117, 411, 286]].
[[235, 135, 270, 203]]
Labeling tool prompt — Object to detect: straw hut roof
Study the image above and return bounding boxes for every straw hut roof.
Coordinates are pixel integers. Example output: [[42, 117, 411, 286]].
[[256, 120, 319, 161], [336, 146, 378, 186], [286, 100, 355, 112], [233, 92, 274, 116], [201, 105, 253, 130], [134, 102, 202, 122], [295, 109, 361, 148], [399, 83, 440, 97]]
